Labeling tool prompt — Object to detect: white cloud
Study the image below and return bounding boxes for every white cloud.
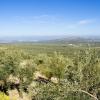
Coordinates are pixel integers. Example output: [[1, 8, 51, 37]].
[[67, 24, 77, 29], [32, 15, 50, 19], [14, 15, 58, 24], [78, 19, 95, 25], [67, 19, 96, 29]]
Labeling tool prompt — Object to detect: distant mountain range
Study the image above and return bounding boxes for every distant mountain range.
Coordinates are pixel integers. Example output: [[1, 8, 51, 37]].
[[43, 36, 100, 44], [0, 35, 100, 43], [0, 35, 62, 43]]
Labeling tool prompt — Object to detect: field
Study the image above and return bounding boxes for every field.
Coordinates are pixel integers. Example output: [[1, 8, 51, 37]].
[[0, 42, 100, 100]]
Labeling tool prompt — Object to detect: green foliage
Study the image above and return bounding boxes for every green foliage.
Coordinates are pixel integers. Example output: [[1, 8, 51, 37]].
[[0, 43, 100, 100], [18, 60, 36, 88]]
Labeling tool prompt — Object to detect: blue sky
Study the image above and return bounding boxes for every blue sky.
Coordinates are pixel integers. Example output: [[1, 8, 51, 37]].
[[0, 0, 100, 37]]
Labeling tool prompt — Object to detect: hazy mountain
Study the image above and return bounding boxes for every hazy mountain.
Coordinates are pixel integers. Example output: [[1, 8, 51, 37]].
[[0, 35, 100, 43], [40, 36, 100, 44]]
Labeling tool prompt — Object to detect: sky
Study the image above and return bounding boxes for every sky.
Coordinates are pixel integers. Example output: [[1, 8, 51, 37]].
[[0, 0, 100, 37]]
